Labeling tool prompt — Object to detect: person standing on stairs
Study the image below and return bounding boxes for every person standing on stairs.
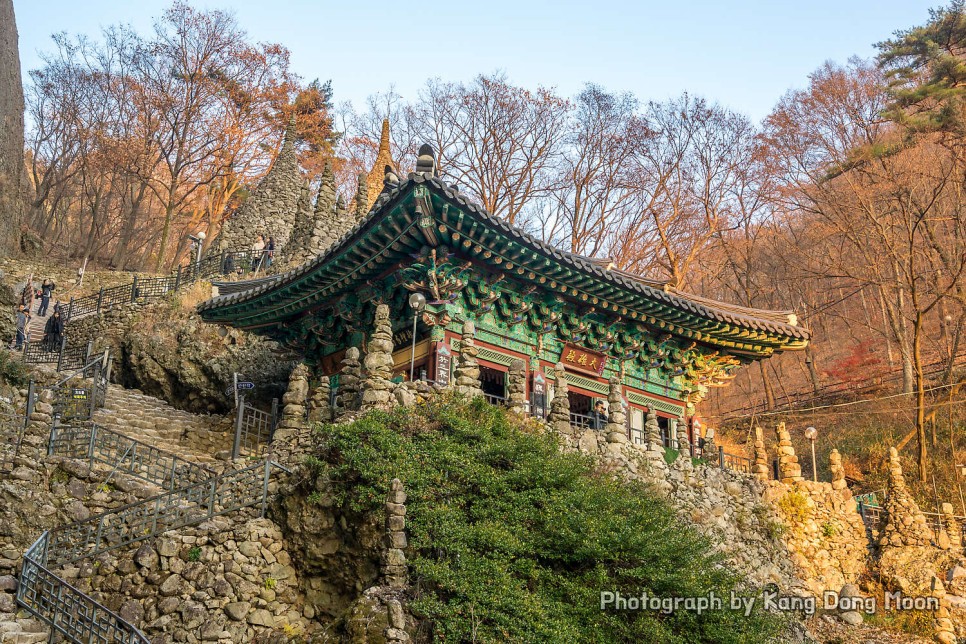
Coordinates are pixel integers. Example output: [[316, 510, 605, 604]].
[[265, 236, 275, 270], [13, 306, 29, 350], [43, 309, 64, 351], [251, 234, 266, 273], [37, 278, 55, 316]]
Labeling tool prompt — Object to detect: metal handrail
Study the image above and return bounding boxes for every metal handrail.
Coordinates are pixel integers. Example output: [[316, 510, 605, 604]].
[[45, 459, 279, 567], [570, 411, 603, 430], [49, 422, 216, 491], [19, 532, 149, 644], [483, 392, 506, 406]]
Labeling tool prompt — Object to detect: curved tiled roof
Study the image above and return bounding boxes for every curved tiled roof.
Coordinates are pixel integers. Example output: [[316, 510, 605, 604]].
[[199, 174, 808, 345]]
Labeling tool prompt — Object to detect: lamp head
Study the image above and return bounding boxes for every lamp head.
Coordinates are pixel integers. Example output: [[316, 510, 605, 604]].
[[804, 426, 818, 441], [408, 293, 426, 311]]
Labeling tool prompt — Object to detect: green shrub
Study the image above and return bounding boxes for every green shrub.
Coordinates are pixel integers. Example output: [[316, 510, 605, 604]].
[[311, 394, 785, 643], [187, 546, 201, 562], [0, 351, 28, 388]]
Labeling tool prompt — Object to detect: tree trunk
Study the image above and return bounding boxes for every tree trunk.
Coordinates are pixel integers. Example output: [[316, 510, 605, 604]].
[[155, 194, 176, 273], [804, 346, 820, 394], [914, 311, 927, 480], [0, 0, 25, 255], [759, 361, 776, 411]]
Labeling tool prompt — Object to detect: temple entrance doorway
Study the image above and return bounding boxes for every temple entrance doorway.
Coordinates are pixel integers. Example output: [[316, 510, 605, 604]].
[[480, 365, 506, 404], [568, 391, 593, 415]]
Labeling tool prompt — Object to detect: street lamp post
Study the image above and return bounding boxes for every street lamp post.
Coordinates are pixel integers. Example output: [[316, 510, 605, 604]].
[[408, 293, 426, 381], [804, 426, 818, 482]]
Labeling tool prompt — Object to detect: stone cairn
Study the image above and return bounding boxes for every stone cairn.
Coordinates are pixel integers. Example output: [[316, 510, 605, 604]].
[[337, 347, 363, 414], [270, 364, 310, 467], [507, 358, 527, 415], [383, 478, 409, 589], [361, 304, 395, 409], [703, 427, 719, 466], [775, 422, 804, 483], [284, 161, 340, 266], [366, 119, 396, 210], [932, 575, 958, 644], [675, 414, 690, 456], [879, 447, 933, 548], [644, 409, 662, 453], [940, 503, 962, 551], [829, 449, 848, 493], [381, 478, 411, 643], [547, 362, 572, 435], [605, 377, 627, 444], [216, 117, 302, 252], [307, 376, 332, 424], [355, 172, 369, 220], [752, 425, 770, 481], [453, 321, 483, 398]]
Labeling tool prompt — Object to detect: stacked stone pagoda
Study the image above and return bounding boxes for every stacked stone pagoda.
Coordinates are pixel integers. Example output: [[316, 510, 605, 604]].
[[215, 118, 307, 252], [199, 143, 809, 436], [283, 162, 357, 266], [366, 119, 396, 210]]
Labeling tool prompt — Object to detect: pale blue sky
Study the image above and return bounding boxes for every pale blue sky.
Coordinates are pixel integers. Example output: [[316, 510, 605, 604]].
[[13, 0, 936, 122]]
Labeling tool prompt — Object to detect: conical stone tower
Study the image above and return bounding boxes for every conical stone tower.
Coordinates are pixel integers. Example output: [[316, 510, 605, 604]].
[[215, 118, 303, 252], [283, 161, 361, 266], [366, 119, 396, 210]]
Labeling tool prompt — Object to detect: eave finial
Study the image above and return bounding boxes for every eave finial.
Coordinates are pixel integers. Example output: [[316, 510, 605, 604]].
[[415, 143, 437, 177]]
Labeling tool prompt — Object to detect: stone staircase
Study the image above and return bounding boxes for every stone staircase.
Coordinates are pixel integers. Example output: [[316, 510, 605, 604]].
[[92, 385, 232, 464], [25, 301, 51, 345], [0, 614, 47, 643]]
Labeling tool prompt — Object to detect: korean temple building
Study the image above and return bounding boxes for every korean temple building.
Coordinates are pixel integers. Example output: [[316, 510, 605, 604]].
[[198, 145, 809, 442]]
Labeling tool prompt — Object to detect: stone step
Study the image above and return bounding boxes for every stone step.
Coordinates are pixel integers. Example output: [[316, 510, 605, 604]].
[[90, 384, 232, 465], [0, 611, 48, 644]]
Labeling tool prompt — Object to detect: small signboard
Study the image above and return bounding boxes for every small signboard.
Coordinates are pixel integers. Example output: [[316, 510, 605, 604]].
[[225, 381, 255, 396], [560, 343, 607, 376], [436, 343, 452, 387]]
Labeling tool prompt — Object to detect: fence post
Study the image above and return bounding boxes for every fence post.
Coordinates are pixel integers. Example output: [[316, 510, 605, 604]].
[[85, 340, 93, 367], [56, 335, 67, 372], [718, 446, 725, 470], [270, 398, 279, 432], [260, 460, 271, 518], [232, 394, 244, 460], [96, 288, 104, 314], [24, 380, 35, 430], [47, 421, 57, 456], [131, 276, 138, 303], [219, 250, 227, 275], [67, 296, 74, 322], [174, 266, 182, 292]]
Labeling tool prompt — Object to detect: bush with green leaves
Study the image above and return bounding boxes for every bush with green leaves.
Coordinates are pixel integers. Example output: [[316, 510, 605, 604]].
[[309, 394, 785, 643], [0, 349, 28, 388]]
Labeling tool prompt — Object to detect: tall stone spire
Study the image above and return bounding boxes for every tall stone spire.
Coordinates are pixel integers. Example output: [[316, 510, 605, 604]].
[[282, 160, 357, 266], [366, 119, 396, 210], [355, 172, 369, 220], [215, 116, 302, 253]]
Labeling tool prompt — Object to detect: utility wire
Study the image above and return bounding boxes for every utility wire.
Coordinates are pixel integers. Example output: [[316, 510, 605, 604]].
[[718, 380, 966, 422]]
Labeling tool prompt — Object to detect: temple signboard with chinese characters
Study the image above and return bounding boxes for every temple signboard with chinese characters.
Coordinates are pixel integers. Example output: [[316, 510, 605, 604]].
[[198, 142, 808, 422], [560, 343, 607, 376]]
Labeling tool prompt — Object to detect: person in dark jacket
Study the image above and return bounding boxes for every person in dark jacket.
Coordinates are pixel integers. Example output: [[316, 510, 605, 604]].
[[37, 278, 55, 316], [13, 306, 29, 349], [589, 399, 609, 430], [43, 310, 64, 350], [265, 236, 275, 270]]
